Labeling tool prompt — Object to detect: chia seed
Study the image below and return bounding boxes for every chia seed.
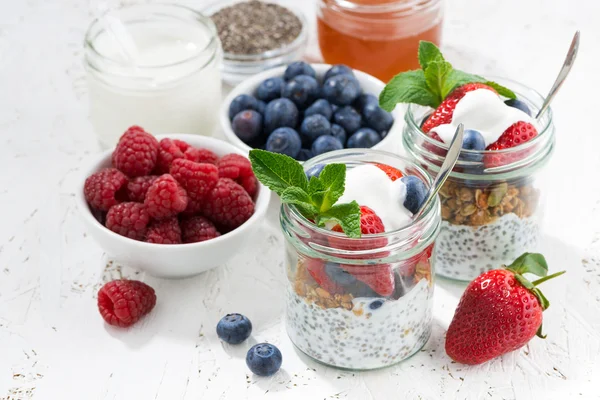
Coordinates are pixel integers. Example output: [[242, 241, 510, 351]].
[[210, 1, 303, 55]]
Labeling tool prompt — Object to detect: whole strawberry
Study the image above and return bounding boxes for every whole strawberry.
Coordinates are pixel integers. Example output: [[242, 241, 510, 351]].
[[445, 253, 565, 365]]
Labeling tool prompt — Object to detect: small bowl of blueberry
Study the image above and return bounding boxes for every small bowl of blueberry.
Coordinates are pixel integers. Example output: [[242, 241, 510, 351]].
[[221, 62, 402, 161]]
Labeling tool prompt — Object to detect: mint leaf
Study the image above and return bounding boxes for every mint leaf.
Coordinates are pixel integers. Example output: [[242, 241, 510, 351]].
[[483, 81, 517, 99], [424, 60, 453, 105], [249, 149, 308, 195], [314, 164, 345, 212], [316, 201, 361, 238], [379, 70, 438, 111], [281, 187, 318, 219], [418, 41, 445, 70], [507, 252, 548, 278]]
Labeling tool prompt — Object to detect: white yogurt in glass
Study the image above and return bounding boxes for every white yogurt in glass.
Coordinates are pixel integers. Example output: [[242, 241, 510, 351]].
[[84, 4, 222, 148]]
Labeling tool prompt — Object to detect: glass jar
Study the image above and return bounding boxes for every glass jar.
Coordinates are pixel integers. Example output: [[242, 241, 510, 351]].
[[403, 78, 555, 281], [317, 0, 444, 82], [280, 149, 441, 370], [84, 4, 222, 149]]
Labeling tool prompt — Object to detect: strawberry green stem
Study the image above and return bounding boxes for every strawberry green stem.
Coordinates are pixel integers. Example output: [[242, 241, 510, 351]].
[[531, 271, 566, 286]]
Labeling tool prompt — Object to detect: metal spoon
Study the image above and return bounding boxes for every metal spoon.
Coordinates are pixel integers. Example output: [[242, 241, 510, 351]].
[[535, 31, 580, 120], [413, 123, 465, 220]]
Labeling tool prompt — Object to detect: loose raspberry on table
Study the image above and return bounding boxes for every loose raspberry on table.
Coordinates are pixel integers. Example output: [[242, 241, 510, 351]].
[[106, 202, 150, 240], [203, 178, 255, 231], [184, 147, 219, 165], [180, 216, 221, 243], [217, 154, 258, 197], [97, 280, 157, 328], [146, 217, 182, 244], [154, 138, 189, 174], [126, 175, 159, 203], [84, 168, 128, 211], [144, 174, 188, 219], [112, 126, 159, 177], [170, 159, 219, 201]]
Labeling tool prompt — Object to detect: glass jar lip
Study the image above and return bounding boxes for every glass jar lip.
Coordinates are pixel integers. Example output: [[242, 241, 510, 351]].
[[84, 3, 219, 70], [323, 0, 442, 15]]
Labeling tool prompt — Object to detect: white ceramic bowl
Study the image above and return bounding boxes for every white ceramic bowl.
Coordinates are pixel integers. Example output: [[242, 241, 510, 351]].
[[221, 63, 403, 156], [76, 134, 270, 279]]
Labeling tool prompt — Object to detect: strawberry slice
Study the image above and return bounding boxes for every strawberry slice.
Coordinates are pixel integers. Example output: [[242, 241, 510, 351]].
[[484, 121, 538, 168], [339, 264, 395, 297], [304, 257, 342, 294], [375, 164, 403, 181]]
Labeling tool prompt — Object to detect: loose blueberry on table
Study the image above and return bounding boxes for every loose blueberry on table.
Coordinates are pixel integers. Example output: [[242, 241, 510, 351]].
[[216, 313, 253, 344]]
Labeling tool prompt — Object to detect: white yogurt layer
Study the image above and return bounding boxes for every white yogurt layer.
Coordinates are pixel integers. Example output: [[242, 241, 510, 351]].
[[431, 89, 534, 147], [336, 164, 413, 231]]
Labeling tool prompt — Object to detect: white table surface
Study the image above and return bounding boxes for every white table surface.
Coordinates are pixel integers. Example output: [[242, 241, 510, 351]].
[[1, 0, 599, 399]]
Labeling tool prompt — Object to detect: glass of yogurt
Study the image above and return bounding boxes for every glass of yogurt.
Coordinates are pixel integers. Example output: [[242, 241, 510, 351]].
[[403, 78, 555, 281], [84, 4, 222, 148], [280, 149, 441, 370]]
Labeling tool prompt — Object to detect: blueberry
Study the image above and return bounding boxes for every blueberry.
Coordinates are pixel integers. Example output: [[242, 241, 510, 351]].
[[363, 104, 394, 133], [325, 262, 357, 286], [322, 74, 361, 106], [504, 98, 531, 116], [301, 114, 331, 143], [282, 75, 319, 109], [246, 343, 282, 376], [296, 148, 313, 161], [232, 110, 263, 144], [228, 94, 259, 120], [353, 93, 378, 113], [324, 64, 354, 81], [347, 128, 381, 148], [312, 135, 343, 156], [305, 163, 325, 179], [460, 129, 486, 162], [304, 99, 333, 120], [266, 127, 302, 158], [284, 61, 316, 81], [264, 98, 299, 134], [216, 313, 252, 344], [333, 106, 362, 134], [331, 104, 340, 114], [401, 176, 428, 214], [256, 100, 266, 115], [369, 300, 384, 310], [330, 124, 347, 146], [256, 77, 284, 102]]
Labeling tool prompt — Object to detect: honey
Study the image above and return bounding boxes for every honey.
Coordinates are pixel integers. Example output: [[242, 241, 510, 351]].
[[317, 0, 444, 82]]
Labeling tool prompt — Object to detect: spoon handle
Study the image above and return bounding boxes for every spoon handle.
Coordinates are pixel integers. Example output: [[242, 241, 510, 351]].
[[413, 123, 465, 220], [535, 31, 580, 120]]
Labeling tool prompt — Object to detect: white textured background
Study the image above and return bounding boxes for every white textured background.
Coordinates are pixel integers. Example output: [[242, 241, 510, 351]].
[[0, 0, 599, 399]]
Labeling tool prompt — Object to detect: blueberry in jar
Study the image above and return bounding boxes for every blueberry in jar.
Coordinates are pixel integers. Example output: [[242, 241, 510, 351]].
[[347, 128, 381, 148], [363, 103, 394, 134], [322, 74, 361, 106], [460, 129, 486, 162], [256, 77, 284, 102], [232, 110, 263, 143], [305, 163, 325, 179], [333, 106, 362, 134], [216, 313, 252, 344], [282, 75, 319, 109], [246, 343, 282, 376], [304, 99, 333, 120], [264, 98, 299, 134], [324, 64, 354, 81], [353, 93, 378, 114], [311, 135, 343, 156], [401, 176, 428, 214], [300, 114, 331, 143], [369, 299, 384, 310], [504, 98, 532, 116], [228, 94, 259, 120], [325, 262, 357, 286], [266, 127, 302, 158], [330, 123, 347, 146], [284, 61, 316, 81]]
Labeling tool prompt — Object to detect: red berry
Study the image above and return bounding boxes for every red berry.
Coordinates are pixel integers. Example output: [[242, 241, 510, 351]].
[[112, 126, 159, 177], [146, 217, 182, 244], [484, 121, 538, 168], [144, 174, 188, 219], [97, 280, 156, 328], [340, 264, 395, 297], [240, 175, 258, 198], [155, 138, 188, 174], [375, 164, 403, 181], [106, 202, 150, 240], [84, 168, 128, 211], [184, 147, 218, 165], [304, 258, 343, 295], [217, 154, 258, 197], [332, 205, 385, 235], [180, 216, 221, 243], [203, 178, 255, 230], [126, 175, 159, 203], [170, 159, 219, 203]]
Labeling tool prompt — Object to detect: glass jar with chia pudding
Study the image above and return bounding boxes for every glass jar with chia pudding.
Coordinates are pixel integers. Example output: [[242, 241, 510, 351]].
[[403, 78, 555, 281], [280, 149, 441, 370]]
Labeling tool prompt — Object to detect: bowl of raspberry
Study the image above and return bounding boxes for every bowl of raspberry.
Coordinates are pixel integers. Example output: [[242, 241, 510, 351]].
[[76, 127, 270, 278]]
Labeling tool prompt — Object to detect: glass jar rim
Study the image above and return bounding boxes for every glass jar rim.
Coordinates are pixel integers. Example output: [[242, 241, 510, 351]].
[[321, 0, 442, 15]]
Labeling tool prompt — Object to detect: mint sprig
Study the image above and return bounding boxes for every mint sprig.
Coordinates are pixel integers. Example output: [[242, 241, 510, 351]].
[[379, 41, 516, 112], [249, 149, 362, 238]]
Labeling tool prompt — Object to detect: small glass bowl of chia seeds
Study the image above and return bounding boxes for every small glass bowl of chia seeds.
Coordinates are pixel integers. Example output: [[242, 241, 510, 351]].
[[204, 0, 308, 85]]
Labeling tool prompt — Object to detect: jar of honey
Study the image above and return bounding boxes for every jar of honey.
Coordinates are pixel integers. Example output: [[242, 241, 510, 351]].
[[317, 0, 444, 82]]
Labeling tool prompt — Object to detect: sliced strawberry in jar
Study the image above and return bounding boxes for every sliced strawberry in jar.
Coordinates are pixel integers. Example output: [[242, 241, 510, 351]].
[[375, 164, 403, 181], [339, 264, 395, 297], [484, 121, 538, 168], [304, 258, 342, 295]]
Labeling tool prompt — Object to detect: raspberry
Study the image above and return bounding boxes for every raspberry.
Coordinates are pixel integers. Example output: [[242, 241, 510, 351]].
[[203, 178, 255, 231], [97, 280, 157, 328], [144, 174, 188, 219], [184, 147, 219, 165], [180, 216, 221, 243], [170, 159, 219, 201], [146, 217, 182, 244], [106, 202, 150, 240], [155, 138, 189, 174], [84, 168, 128, 211], [240, 175, 258, 198], [112, 126, 159, 177], [217, 154, 257, 197], [126, 175, 158, 203]]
